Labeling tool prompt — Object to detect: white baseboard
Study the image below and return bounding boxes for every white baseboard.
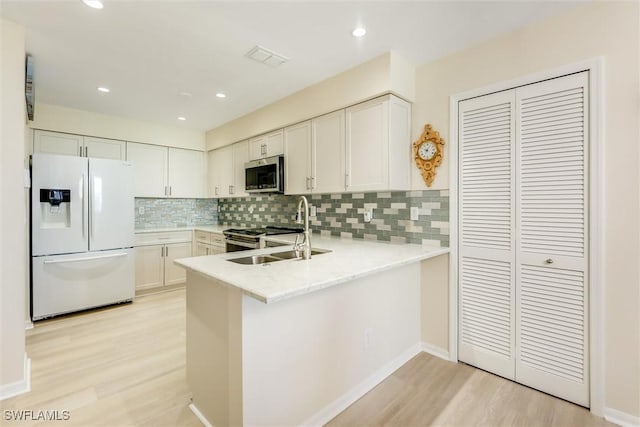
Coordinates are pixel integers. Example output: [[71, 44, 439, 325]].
[[301, 342, 422, 427], [188, 403, 213, 427], [0, 354, 31, 401], [604, 407, 640, 427], [25, 320, 33, 330], [421, 342, 450, 361]]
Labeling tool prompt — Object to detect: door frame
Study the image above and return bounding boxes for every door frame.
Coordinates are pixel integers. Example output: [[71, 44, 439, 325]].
[[448, 57, 604, 415]]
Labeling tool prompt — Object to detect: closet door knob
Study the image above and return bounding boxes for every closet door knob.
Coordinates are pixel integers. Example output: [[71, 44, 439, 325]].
[[544, 258, 554, 264]]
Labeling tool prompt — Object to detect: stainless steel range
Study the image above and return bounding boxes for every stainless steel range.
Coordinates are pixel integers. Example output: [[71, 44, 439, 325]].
[[223, 226, 302, 252]]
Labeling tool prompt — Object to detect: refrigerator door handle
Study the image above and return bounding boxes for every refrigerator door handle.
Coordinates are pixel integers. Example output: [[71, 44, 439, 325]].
[[90, 175, 95, 240], [81, 174, 86, 239], [43, 252, 128, 264]]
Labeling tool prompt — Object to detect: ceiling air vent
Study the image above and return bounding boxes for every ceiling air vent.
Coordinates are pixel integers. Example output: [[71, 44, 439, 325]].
[[245, 45, 289, 68]]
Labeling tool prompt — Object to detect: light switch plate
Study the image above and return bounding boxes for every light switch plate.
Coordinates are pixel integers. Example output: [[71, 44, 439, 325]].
[[138, 207, 145, 215], [23, 169, 31, 188], [410, 207, 419, 221], [310, 205, 317, 217], [363, 208, 373, 222]]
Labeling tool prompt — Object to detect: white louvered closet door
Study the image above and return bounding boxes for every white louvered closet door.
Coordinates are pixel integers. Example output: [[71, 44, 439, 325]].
[[458, 90, 517, 380], [458, 72, 590, 407], [515, 72, 589, 406]]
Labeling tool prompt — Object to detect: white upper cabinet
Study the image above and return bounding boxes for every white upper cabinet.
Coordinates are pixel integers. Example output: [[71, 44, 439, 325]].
[[33, 130, 125, 160], [168, 148, 204, 198], [249, 130, 284, 160], [284, 111, 345, 195], [207, 145, 233, 198], [232, 140, 249, 197], [208, 141, 249, 199], [312, 110, 345, 194], [127, 142, 168, 197], [33, 130, 83, 156], [84, 136, 126, 160], [345, 95, 411, 192], [284, 121, 312, 194], [127, 142, 204, 198]]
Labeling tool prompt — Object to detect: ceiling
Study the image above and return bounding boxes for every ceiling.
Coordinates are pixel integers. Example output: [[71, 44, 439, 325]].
[[1, 1, 582, 132]]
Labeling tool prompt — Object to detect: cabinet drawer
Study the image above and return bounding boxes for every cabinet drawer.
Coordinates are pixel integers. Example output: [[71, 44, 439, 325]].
[[194, 230, 211, 244], [134, 230, 192, 246], [210, 232, 225, 248]]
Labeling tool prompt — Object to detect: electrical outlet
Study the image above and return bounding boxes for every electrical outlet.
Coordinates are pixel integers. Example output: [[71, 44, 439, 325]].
[[363, 208, 373, 223], [310, 205, 317, 217], [410, 206, 419, 221], [138, 206, 144, 215], [217, 205, 221, 213]]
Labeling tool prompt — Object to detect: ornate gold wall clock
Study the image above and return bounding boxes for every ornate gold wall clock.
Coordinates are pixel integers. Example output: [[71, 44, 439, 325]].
[[413, 124, 445, 187]]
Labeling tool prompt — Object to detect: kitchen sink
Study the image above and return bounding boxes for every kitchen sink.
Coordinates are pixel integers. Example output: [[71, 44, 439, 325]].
[[227, 255, 281, 265], [269, 248, 332, 259], [227, 248, 331, 265]]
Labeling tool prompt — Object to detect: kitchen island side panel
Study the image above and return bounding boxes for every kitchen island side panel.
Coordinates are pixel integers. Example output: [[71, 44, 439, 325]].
[[241, 262, 420, 426], [185, 271, 244, 427]]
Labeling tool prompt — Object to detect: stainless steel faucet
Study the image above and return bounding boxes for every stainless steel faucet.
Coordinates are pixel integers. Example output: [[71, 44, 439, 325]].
[[294, 195, 311, 259]]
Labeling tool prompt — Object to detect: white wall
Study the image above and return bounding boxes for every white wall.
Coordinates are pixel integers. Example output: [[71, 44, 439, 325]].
[[0, 19, 28, 398], [413, 1, 639, 418], [205, 51, 415, 150], [29, 103, 205, 151]]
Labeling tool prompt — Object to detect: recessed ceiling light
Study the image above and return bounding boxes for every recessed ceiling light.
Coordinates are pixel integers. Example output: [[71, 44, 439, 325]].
[[97, 87, 110, 93], [177, 117, 186, 121], [82, 0, 104, 10], [215, 93, 226, 99], [352, 27, 367, 37], [179, 91, 193, 97]]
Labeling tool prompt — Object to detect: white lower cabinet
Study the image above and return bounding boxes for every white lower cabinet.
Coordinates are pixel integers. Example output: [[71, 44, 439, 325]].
[[134, 231, 192, 291], [194, 230, 225, 255]]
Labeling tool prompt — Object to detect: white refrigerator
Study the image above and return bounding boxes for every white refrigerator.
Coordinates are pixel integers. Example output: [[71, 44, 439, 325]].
[[31, 153, 135, 320]]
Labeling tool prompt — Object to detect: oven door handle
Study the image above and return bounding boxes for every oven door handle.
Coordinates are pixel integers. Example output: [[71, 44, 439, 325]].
[[224, 238, 261, 249]]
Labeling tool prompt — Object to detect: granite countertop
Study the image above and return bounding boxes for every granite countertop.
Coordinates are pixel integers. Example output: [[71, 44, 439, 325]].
[[174, 233, 449, 304], [134, 225, 227, 234]]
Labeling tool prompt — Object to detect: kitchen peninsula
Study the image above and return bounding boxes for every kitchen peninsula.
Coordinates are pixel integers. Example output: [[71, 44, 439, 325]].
[[175, 235, 448, 426]]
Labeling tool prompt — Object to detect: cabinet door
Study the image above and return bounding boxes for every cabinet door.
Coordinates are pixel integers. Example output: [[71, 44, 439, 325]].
[[33, 130, 83, 157], [208, 146, 233, 198], [84, 136, 126, 160], [312, 111, 345, 194], [249, 130, 284, 160], [232, 141, 249, 197], [284, 121, 312, 195], [135, 245, 164, 290], [249, 135, 266, 160], [164, 242, 192, 285], [265, 130, 284, 157], [168, 148, 204, 198], [126, 142, 168, 197], [195, 242, 210, 256], [345, 97, 389, 192]]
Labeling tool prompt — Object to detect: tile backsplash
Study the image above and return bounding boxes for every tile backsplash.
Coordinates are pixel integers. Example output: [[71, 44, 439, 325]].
[[218, 190, 449, 247], [135, 198, 218, 229], [134, 191, 449, 247]]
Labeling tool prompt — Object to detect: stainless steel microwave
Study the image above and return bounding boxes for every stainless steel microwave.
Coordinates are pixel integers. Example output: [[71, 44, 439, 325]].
[[245, 155, 284, 193]]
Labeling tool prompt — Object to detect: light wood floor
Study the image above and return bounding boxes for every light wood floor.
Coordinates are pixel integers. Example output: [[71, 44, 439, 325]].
[[1, 288, 201, 426], [2, 288, 611, 426], [329, 353, 611, 427]]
